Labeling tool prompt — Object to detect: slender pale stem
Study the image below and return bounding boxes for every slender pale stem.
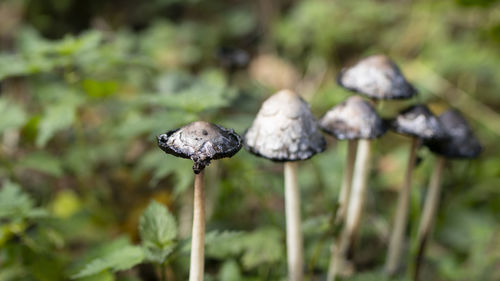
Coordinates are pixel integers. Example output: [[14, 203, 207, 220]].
[[336, 139, 358, 223], [414, 157, 446, 281], [284, 161, 304, 281], [385, 137, 419, 275], [327, 139, 372, 281], [189, 171, 205, 281]]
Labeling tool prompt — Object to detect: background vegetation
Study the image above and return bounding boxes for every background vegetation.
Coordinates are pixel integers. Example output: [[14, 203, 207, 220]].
[[1, 0, 499, 280]]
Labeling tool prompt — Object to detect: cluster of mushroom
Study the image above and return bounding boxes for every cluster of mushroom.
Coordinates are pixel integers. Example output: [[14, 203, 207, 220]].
[[156, 54, 481, 281]]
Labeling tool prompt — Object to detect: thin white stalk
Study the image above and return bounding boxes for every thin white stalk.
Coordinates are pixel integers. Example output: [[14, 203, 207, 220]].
[[189, 171, 205, 281], [327, 139, 372, 281], [336, 139, 358, 223], [385, 138, 418, 275], [414, 156, 446, 280], [284, 161, 304, 281]]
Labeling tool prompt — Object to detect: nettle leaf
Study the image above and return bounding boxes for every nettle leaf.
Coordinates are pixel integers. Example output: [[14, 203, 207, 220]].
[[0, 181, 48, 220], [139, 201, 177, 264], [203, 228, 283, 270], [0, 98, 28, 134], [36, 102, 77, 147], [149, 69, 236, 113], [17, 151, 64, 177], [134, 150, 192, 193], [72, 245, 144, 279], [239, 228, 283, 270]]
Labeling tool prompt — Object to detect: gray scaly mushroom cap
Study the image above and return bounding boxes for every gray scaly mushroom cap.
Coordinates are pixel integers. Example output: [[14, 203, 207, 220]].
[[244, 89, 326, 161], [337, 54, 417, 100], [392, 104, 447, 140], [319, 96, 387, 140], [424, 109, 481, 159], [157, 121, 242, 174]]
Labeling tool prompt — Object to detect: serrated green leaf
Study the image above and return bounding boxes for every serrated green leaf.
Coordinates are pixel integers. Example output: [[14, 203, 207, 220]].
[[218, 259, 242, 281], [36, 102, 77, 147], [0, 98, 27, 134], [239, 228, 283, 270], [139, 201, 177, 264], [0, 181, 48, 221], [17, 151, 64, 177], [72, 245, 144, 279]]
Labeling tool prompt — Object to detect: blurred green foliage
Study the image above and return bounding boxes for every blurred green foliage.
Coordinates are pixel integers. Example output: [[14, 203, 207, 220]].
[[0, 0, 499, 280]]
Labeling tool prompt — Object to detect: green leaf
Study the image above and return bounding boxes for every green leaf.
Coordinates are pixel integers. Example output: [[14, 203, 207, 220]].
[[72, 245, 144, 279], [17, 151, 64, 177], [0, 98, 27, 134], [139, 201, 177, 264], [203, 228, 283, 270], [36, 102, 77, 147], [218, 259, 242, 281], [0, 181, 48, 220]]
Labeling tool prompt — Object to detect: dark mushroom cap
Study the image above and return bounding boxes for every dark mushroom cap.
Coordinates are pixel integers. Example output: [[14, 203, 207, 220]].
[[319, 96, 387, 140], [392, 104, 447, 140], [244, 89, 326, 162], [337, 54, 417, 100], [424, 109, 481, 159], [157, 121, 242, 174], [215, 46, 250, 70]]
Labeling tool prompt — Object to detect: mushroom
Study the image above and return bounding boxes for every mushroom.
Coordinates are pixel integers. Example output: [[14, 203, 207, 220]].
[[384, 105, 446, 275], [337, 54, 417, 101], [319, 96, 386, 222], [244, 89, 326, 281], [320, 96, 387, 281], [157, 121, 242, 281], [330, 55, 416, 280], [414, 109, 481, 280]]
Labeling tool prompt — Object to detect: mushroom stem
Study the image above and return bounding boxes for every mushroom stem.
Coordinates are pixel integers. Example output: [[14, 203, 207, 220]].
[[189, 171, 205, 281], [327, 139, 372, 281], [327, 140, 357, 280], [336, 139, 358, 223], [385, 137, 418, 275], [284, 161, 304, 281], [414, 156, 445, 281]]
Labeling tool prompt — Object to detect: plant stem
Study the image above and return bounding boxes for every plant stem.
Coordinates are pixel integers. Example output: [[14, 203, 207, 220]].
[[327, 139, 372, 281], [385, 137, 418, 275], [189, 171, 205, 281], [284, 161, 304, 281], [413, 156, 445, 281], [336, 139, 358, 223]]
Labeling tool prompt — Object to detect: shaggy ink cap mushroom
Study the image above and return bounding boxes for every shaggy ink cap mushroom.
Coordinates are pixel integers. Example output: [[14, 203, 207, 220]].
[[244, 89, 326, 161], [392, 104, 447, 140], [157, 121, 242, 174], [338, 54, 417, 100], [319, 96, 387, 140], [424, 109, 481, 159]]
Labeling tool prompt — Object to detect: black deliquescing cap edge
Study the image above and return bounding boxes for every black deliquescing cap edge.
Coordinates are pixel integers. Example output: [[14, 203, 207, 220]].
[[242, 129, 327, 162], [336, 66, 418, 100], [423, 109, 482, 159], [156, 125, 243, 174], [390, 104, 448, 140], [318, 116, 389, 141]]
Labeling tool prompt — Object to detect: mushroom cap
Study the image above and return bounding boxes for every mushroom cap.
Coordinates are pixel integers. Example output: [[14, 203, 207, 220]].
[[337, 54, 417, 100], [319, 96, 387, 140], [244, 89, 326, 161], [391, 104, 447, 140], [157, 121, 242, 174], [424, 109, 481, 159]]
